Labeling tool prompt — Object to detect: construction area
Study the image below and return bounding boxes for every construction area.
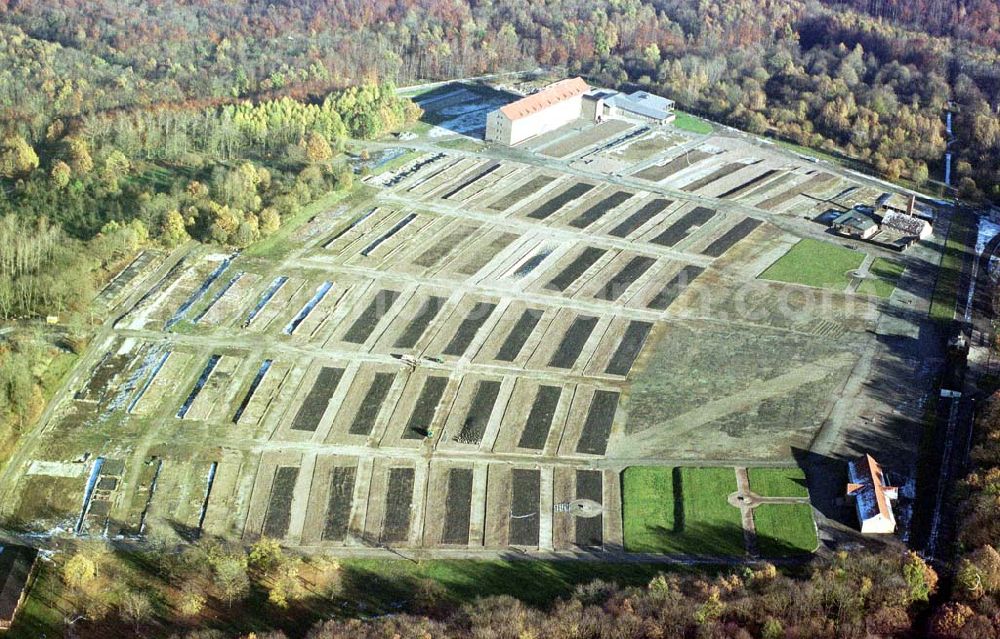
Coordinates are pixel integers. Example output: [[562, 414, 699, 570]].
[[0, 78, 960, 560]]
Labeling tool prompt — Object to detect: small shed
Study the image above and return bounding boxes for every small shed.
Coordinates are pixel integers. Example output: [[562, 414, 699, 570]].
[[846, 454, 899, 534], [0, 544, 38, 630], [831, 210, 878, 239]]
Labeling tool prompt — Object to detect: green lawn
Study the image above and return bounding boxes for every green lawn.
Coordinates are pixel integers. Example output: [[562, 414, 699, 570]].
[[857, 258, 905, 299], [753, 504, 819, 556], [747, 468, 809, 498], [759, 238, 866, 290], [929, 216, 971, 322], [673, 110, 714, 135], [621, 466, 745, 556]]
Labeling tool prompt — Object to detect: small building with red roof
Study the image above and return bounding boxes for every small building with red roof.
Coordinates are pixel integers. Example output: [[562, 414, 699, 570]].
[[846, 454, 899, 534]]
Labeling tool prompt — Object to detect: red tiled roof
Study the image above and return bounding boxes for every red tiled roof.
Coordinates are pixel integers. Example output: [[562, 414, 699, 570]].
[[499, 78, 590, 121], [847, 454, 897, 522]]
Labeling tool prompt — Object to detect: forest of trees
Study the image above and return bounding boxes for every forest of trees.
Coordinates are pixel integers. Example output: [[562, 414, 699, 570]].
[[0, 80, 418, 320], [46, 538, 941, 638], [0, 0, 997, 323], [0, 0, 997, 200], [941, 388, 1000, 637]]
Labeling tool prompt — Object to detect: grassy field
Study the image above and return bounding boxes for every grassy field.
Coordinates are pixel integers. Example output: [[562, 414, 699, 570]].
[[929, 215, 970, 322], [673, 111, 714, 135], [753, 504, 819, 556], [857, 258, 905, 299], [621, 466, 744, 556], [747, 468, 809, 498], [759, 238, 866, 290]]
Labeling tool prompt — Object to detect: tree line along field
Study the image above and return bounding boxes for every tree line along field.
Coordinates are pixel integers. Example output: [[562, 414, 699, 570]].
[[0, 100, 951, 567]]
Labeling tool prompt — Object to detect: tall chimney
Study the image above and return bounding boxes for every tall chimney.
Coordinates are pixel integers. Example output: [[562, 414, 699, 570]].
[[907, 195, 915, 217]]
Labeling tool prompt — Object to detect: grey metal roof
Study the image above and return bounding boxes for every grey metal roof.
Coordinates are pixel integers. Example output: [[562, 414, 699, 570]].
[[833, 210, 876, 230], [606, 90, 674, 121]]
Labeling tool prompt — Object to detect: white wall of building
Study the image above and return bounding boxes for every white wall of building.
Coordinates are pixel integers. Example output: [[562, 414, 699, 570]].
[[487, 95, 584, 145]]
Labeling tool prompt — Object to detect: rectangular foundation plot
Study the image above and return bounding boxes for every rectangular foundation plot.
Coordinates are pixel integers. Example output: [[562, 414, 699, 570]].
[[233, 359, 273, 423], [129, 350, 193, 416], [574, 470, 603, 547], [650, 207, 716, 247], [517, 385, 562, 450], [509, 469, 541, 547], [342, 289, 401, 343], [283, 281, 333, 335], [454, 380, 503, 445], [568, 190, 633, 229], [524, 183, 595, 220], [756, 172, 835, 210], [176, 354, 221, 419], [348, 372, 397, 436], [593, 256, 656, 301], [236, 361, 291, 426], [548, 316, 598, 368], [393, 296, 447, 348], [488, 176, 555, 211], [453, 232, 519, 276], [443, 302, 497, 356], [680, 162, 747, 192], [544, 247, 607, 292], [291, 367, 345, 432], [647, 265, 704, 310], [608, 198, 673, 238], [700, 217, 762, 257], [184, 355, 243, 421], [360, 213, 417, 257], [441, 162, 500, 199], [250, 278, 305, 332], [198, 272, 261, 326], [402, 376, 449, 439], [412, 226, 478, 269], [322, 466, 357, 542], [262, 466, 299, 539], [381, 467, 415, 544], [511, 249, 553, 278], [633, 149, 712, 182], [576, 390, 619, 455], [719, 169, 781, 199], [495, 308, 543, 361], [605, 321, 653, 376], [441, 468, 474, 544]]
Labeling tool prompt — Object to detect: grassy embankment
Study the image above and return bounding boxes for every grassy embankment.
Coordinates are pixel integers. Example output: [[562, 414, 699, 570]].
[[928, 213, 972, 323]]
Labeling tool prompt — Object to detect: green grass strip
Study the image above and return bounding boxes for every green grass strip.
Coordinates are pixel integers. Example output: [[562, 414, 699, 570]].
[[929, 215, 971, 322], [747, 468, 809, 498], [672, 110, 713, 135], [753, 503, 818, 556]]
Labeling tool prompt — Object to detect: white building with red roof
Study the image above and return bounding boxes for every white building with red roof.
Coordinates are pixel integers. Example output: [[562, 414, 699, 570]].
[[846, 454, 899, 534], [486, 77, 590, 145]]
